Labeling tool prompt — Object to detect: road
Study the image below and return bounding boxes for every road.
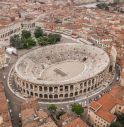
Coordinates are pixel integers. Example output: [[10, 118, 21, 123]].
[[0, 55, 24, 127]]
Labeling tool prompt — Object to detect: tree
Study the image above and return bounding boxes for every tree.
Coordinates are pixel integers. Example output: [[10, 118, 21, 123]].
[[116, 113, 124, 125], [34, 27, 43, 38], [110, 122, 123, 127], [48, 104, 57, 112], [38, 36, 49, 46], [48, 33, 61, 44], [21, 37, 36, 49], [10, 35, 22, 49], [71, 103, 84, 116], [21, 30, 31, 39]]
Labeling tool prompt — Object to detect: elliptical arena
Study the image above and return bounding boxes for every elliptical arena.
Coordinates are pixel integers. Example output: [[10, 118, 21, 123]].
[[13, 43, 114, 103]]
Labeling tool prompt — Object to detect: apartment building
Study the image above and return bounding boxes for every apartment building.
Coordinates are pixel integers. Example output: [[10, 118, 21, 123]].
[[87, 85, 124, 127]]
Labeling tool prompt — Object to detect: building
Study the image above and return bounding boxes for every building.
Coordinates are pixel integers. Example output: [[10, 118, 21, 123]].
[[0, 48, 6, 69], [0, 20, 21, 46], [14, 43, 112, 103], [21, 98, 58, 127], [87, 85, 124, 127], [0, 82, 12, 127], [58, 113, 88, 127]]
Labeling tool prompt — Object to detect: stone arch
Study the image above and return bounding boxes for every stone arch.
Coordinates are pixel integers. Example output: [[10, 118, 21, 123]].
[[49, 87, 53, 92], [44, 94, 48, 98], [84, 89, 86, 93], [40, 94, 43, 98], [88, 87, 90, 91], [30, 84, 33, 89], [70, 93, 73, 97], [35, 93, 38, 97], [54, 94, 58, 98], [65, 93, 68, 98], [59, 94, 63, 98], [30, 92, 33, 96], [49, 94, 53, 99], [75, 91, 78, 96]]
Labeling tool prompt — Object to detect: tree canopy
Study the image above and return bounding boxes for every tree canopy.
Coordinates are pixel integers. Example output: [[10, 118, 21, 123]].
[[34, 27, 43, 38], [48, 104, 57, 112], [10, 34, 22, 49], [21, 30, 31, 39], [71, 103, 84, 116], [110, 122, 123, 127]]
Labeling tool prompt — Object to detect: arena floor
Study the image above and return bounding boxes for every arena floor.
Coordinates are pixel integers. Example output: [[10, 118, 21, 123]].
[[41, 60, 85, 81]]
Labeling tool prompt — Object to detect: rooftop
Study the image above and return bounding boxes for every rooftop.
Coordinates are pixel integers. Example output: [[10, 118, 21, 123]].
[[89, 85, 124, 123]]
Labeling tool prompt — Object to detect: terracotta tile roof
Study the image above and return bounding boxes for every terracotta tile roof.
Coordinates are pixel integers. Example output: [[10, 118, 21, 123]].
[[89, 86, 124, 123], [96, 109, 116, 123], [97, 93, 117, 111], [90, 101, 101, 111], [64, 118, 88, 127]]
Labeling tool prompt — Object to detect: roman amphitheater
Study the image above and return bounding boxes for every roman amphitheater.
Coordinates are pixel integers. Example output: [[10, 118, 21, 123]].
[[14, 43, 111, 102]]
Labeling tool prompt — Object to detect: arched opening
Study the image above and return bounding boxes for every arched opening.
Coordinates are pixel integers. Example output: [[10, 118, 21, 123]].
[[59, 94, 63, 98], [40, 94, 43, 98], [75, 92, 78, 96], [70, 93, 73, 97], [44, 87, 47, 91], [49, 94, 53, 98], [30, 84, 33, 89], [44, 94, 48, 98], [65, 93, 68, 98], [54, 94, 58, 98], [35, 93, 38, 97], [31, 92, 33, 96], [84, 89, 86, 93], [88, 87, 90, 91], [39, 86, 42, 91], [70, 85, 73, 90], [80, 90, 82, 94], [91, 86, 94, 90], [49, 87, 53, 92]]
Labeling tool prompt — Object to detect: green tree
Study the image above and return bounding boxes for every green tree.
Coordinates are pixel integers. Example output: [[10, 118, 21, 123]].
[[10, 35, 22, 49], [21, 30, 31, 39], [21, 37, 36, 49], [110, 122, 123, 127], [34, 27, 43, 38], [116, 113, 124, 125], [38, 36, 49, 46], [48, 33, 61, 44], [71, 103, 84, 116], [48, 104, 57, 112]]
